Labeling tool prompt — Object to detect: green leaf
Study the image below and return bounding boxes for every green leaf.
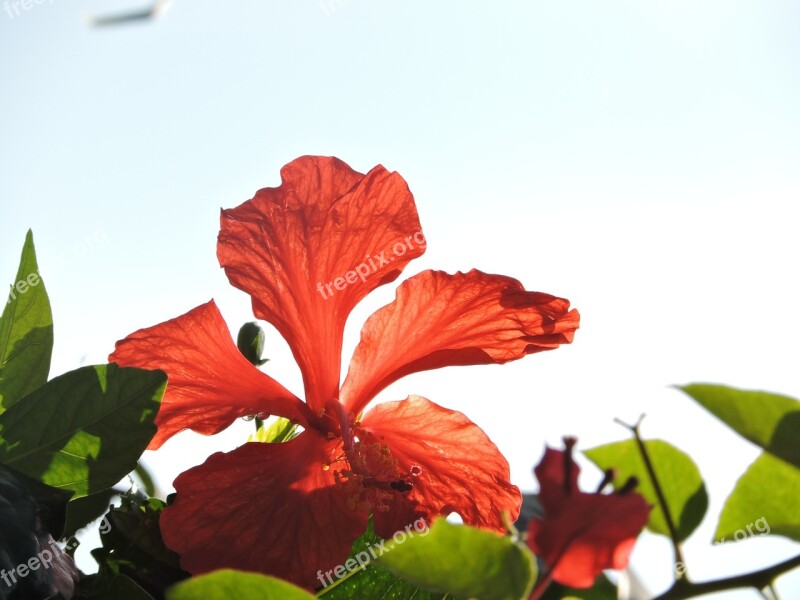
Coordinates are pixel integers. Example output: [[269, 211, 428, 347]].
[[318, 519, 457, 599], [319, 563, 447, 599], [166, 570, 315, 600], [678, 384, 800, 469], [0, 230, 53, 412], [133, 461, 157, 497], [86, 493, 186, 598], [63, 487, 117, 538], [584, 439, 708, 542], [105, 496, 182, 568], [715, 452, 800, 543], [0, 363, 165, 497], [376, 518, 536, 600], [248, 417, 298, 443], [0, 462, 73, 538]]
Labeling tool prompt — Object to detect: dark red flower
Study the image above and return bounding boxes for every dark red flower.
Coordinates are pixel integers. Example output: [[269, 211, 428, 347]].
[[110, 156, 580, 588], [527, 438, 651, 589]]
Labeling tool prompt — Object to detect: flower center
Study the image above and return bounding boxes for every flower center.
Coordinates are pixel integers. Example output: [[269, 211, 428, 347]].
[[332, 433, 416, 512], [318, 401, 418, 512]]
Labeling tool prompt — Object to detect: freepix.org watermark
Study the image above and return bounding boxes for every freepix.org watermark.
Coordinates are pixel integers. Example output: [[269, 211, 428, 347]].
[[320, 0, 348, 16], [6, 272, 40, 306], [6, 229, 109, 306], [3, 0, 54, 20], [315, 230, 426, 300], [674, 517, 770, 577], [0, 541, 57, 589], [714, 516, 770, 544], [316, 517, 429, 587], [1, 516, 111, 591]]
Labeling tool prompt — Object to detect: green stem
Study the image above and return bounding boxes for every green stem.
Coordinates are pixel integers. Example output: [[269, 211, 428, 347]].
[[653, 553, 800, 600], [315, 561, 367, 596], [316, 538, 401, 596]]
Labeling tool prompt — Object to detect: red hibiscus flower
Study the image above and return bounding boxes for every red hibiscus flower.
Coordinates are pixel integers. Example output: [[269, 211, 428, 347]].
[[110, 156, 580, 588], [527, 438, 651, 593]]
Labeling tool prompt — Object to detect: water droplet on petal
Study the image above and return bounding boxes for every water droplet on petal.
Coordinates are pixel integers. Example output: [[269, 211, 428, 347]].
[[410, 465, 422, 476], [322, 464, 330, 471], [241, 415, 255, 422]]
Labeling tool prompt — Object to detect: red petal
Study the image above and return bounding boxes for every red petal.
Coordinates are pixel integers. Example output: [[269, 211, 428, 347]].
[[533, 446, 580, 514], [358, 395, 521, 537], [109, 301, 311, 449], [527, 492, 650, 588], [341, 270, 579, 414], [218, 156, 424, 411], [160, 431, 369, 589]]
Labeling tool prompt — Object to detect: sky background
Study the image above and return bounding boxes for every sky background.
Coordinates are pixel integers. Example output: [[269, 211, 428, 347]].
[[2, 1, 800, 597]]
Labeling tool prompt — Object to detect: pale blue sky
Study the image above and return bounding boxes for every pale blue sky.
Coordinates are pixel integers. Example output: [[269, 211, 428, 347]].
[[2, 1, 800, 597]]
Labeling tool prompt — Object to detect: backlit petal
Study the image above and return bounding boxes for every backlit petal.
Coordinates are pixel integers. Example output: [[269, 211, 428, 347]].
[[160, 431, 369, 589], [527, 492, 650, 588], [533, 446, 580, 514], [109, 301, 310, 449], [358, 395, 521, 537], [218, 156, 424, 411], [341, 270, 579, 414]]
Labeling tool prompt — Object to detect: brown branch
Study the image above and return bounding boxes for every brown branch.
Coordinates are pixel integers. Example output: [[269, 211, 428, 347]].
[[653, 553, 800, 600], [615, 415, 687, 576]]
